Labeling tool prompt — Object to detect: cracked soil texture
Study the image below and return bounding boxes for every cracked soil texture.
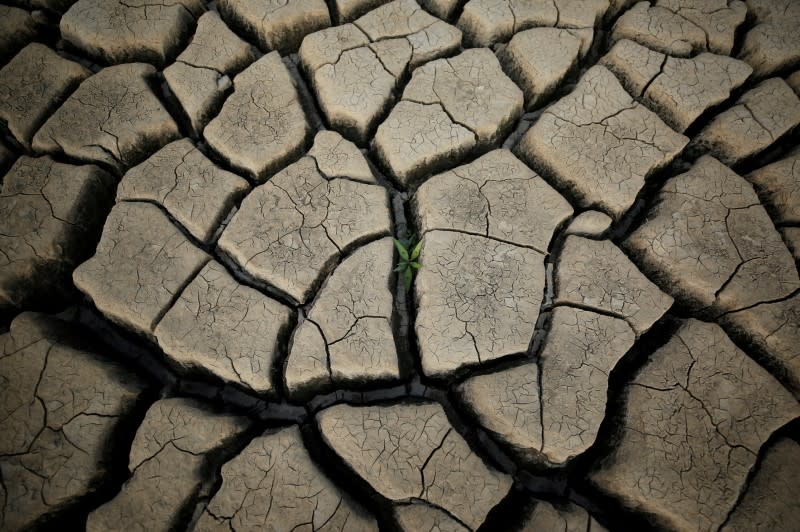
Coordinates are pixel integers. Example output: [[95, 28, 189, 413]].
[[0, 1, 799, 531]]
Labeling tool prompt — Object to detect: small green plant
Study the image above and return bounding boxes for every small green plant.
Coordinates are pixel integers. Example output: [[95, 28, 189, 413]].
[[393, 235, 422, 292]]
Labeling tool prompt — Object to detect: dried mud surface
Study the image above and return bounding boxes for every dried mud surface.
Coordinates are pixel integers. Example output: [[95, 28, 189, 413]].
[[1, 0, 799, 531]]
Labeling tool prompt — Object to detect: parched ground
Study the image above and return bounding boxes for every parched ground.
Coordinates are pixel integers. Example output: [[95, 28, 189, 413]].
[[0, 0, 799, 531]]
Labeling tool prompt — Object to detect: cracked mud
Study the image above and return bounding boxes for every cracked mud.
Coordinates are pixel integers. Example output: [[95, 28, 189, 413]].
[[0, 1, 799, 531]]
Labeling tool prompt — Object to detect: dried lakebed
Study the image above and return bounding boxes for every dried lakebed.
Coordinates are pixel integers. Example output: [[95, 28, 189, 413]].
[[1, 0, 799, 531]]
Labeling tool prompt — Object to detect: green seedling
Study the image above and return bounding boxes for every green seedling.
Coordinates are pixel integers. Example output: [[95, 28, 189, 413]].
[[393, 236, 422, 292]]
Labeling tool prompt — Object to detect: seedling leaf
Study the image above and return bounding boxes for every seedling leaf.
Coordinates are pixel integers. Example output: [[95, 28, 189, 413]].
[[393, 238, 409, 260], [410, 240, 423, 260], [403, 267, 413, 291]]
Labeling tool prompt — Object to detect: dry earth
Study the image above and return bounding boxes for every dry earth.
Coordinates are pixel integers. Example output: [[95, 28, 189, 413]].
[[0, 0, 799, 531]]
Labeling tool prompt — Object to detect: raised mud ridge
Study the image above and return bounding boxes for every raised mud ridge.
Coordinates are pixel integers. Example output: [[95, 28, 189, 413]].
[[1, 0, 800, 531]]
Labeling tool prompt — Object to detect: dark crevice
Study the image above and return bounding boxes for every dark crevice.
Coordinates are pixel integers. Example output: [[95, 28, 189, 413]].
[[305, 382, 412, 414], [400, 97, 480, 138], [420, 227, 548, 255], [566, 315, 684, 531], [214, 245, 306, 309], [715, 290, 800, 399], [0, 469, 6, 529], [283, 55, 327, 134], [23, 317, 160, 531], [548, 300, 626, 324], [733, 127, 800, 177], [178, 407, 264, 532], [35, 137, 124, 178], [716, 418, 800, 532], [391, 190, 417, 384], [680, 76, 753, 140], [638, 53, 668, 98], [394, 193, 426, 385], [147, 70, 196, 143], [299, 414, 398, 530], [716, 287, 800, 318], [418, 427, 452, 497], [607, 156, 692, 244], [433, 389, 520, 477]]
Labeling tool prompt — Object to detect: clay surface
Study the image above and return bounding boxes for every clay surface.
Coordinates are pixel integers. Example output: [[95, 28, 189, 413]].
[[2, 3, 800, 530]]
